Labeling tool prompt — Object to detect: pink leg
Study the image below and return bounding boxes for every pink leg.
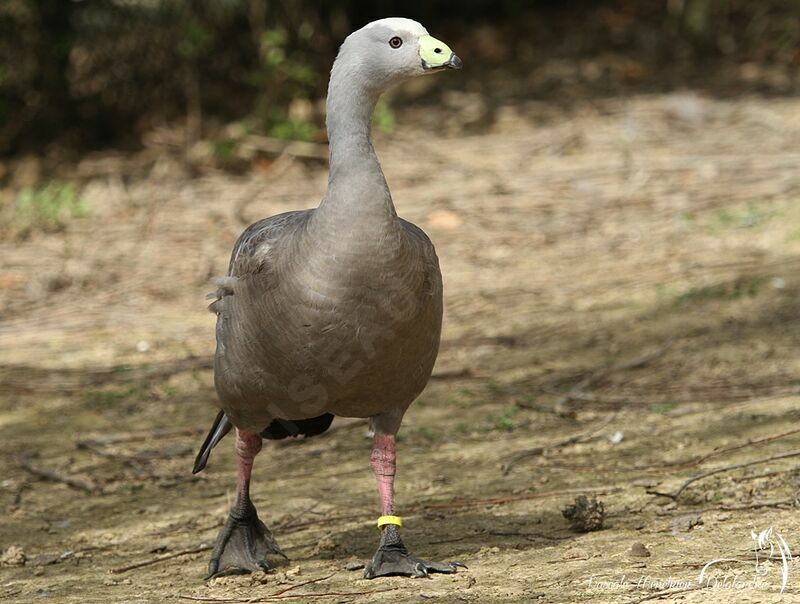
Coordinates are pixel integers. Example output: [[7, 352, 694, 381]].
[[234, 428, 262, 501], [363, 433, 463, 578], [370, 434, 396, 515], [207, 428, 285, 577]]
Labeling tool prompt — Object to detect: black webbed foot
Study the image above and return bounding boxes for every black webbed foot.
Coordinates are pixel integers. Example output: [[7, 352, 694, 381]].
[[363, 525, 465, 579], [207, 496, 286, 578]]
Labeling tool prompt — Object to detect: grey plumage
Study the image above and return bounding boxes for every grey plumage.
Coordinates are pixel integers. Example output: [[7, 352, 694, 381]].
[[207, 31, 444, 437], [196, 17, 463, 579]]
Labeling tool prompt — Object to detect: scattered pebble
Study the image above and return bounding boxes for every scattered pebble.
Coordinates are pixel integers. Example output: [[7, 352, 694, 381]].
[[561, 546, 590, 561], [285, 565, 302, 577], [29, 553, 61, 567], [208, 574, 251, 587], [608, 431, 624, 444], [136, 340, 150, 352], [628, 542, 651, 558], [670, 514, 703, 534], [344, 560, 364, 571]]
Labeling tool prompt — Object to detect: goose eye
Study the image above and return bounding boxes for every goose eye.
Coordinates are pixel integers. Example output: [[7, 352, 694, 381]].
[[389, 36, 403, 49]]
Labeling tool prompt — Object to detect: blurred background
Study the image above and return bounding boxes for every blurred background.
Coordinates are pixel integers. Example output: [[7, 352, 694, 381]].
[[2, 1, 800, 602], [1, 0, 799, 156]]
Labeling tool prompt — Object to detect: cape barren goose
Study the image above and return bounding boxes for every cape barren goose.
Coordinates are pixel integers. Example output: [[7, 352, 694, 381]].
[[193, 17, 463, 579]]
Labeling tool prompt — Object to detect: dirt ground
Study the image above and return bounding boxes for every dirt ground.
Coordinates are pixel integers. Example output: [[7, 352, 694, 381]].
[[2, 90, 800, 603]]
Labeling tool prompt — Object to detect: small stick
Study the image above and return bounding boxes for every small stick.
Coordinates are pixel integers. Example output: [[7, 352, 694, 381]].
[[487, 530, 569, 542], [266, 572, 337, 597], [268, 592, 396, 600], [648, 449, 800, 500], [278, 512, 365, 533], [76, 426, 203, 448], [530, 385, 800, 412], [12, 480, 29, 507], [76, 441, 151, 469], [559, 426, 800, 475], [430, 531, 486, 544], [272, 503, 321, 531], [501, 412, 618, 475], [19, 459, 100, 494], [417, 486, 623, 511], [110, 544, 212, 574], [718, 498, 797, 511], [628, 585, 705, 603], [0, 357, 213, 395], [552, 340, 673, 415], [643, 426, 800, 473], [179, 589, 397, 603]]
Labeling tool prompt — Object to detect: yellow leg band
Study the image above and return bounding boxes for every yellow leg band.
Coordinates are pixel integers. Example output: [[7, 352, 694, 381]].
[[377, 515, 403, 529]]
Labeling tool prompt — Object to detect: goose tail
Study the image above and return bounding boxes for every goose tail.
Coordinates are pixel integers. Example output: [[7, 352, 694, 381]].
[[192, 409, 233, 474]]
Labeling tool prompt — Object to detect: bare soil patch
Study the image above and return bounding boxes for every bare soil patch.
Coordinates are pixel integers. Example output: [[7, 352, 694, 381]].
[[2, 92, 800, 603]]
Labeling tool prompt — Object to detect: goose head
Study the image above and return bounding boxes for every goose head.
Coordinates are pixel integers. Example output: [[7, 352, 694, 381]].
[[335, 17, 462, 92]]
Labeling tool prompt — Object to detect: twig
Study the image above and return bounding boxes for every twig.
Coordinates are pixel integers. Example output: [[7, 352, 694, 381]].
[[628, 585, 705, 603], [271, 503, 321, 531], [178, 589, 397, 603], [487, 530, 569, 542], [564, 426, 800, 475], [266, 591, 396, 600], [110, 544, 212, 574], [76, 427, 203, 448], [11, 480, 29, 507], [657, 426, 800, 472], [0, 356, 212, 395], [647, 449, 800, 500], [429, 531, 487, 544], [75, 441, 151, 469], [662, 550, 794, 569], [278, 512, 365, 533], [527, 384, 800, 413], [501, 412, 618, 475], [266, 572, 337, 597], [551, 340, 673, 415], [0, 589, 22, 600], [416, 486, 623, 511], [19, 459, 100, 494], [717, 497, 798, 511]]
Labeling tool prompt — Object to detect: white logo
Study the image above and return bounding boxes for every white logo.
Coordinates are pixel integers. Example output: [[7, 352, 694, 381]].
[[699, 527, 793, 593]]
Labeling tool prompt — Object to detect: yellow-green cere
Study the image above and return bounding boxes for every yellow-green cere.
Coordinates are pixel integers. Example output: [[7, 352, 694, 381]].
[[419, 34, 454, 68]]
